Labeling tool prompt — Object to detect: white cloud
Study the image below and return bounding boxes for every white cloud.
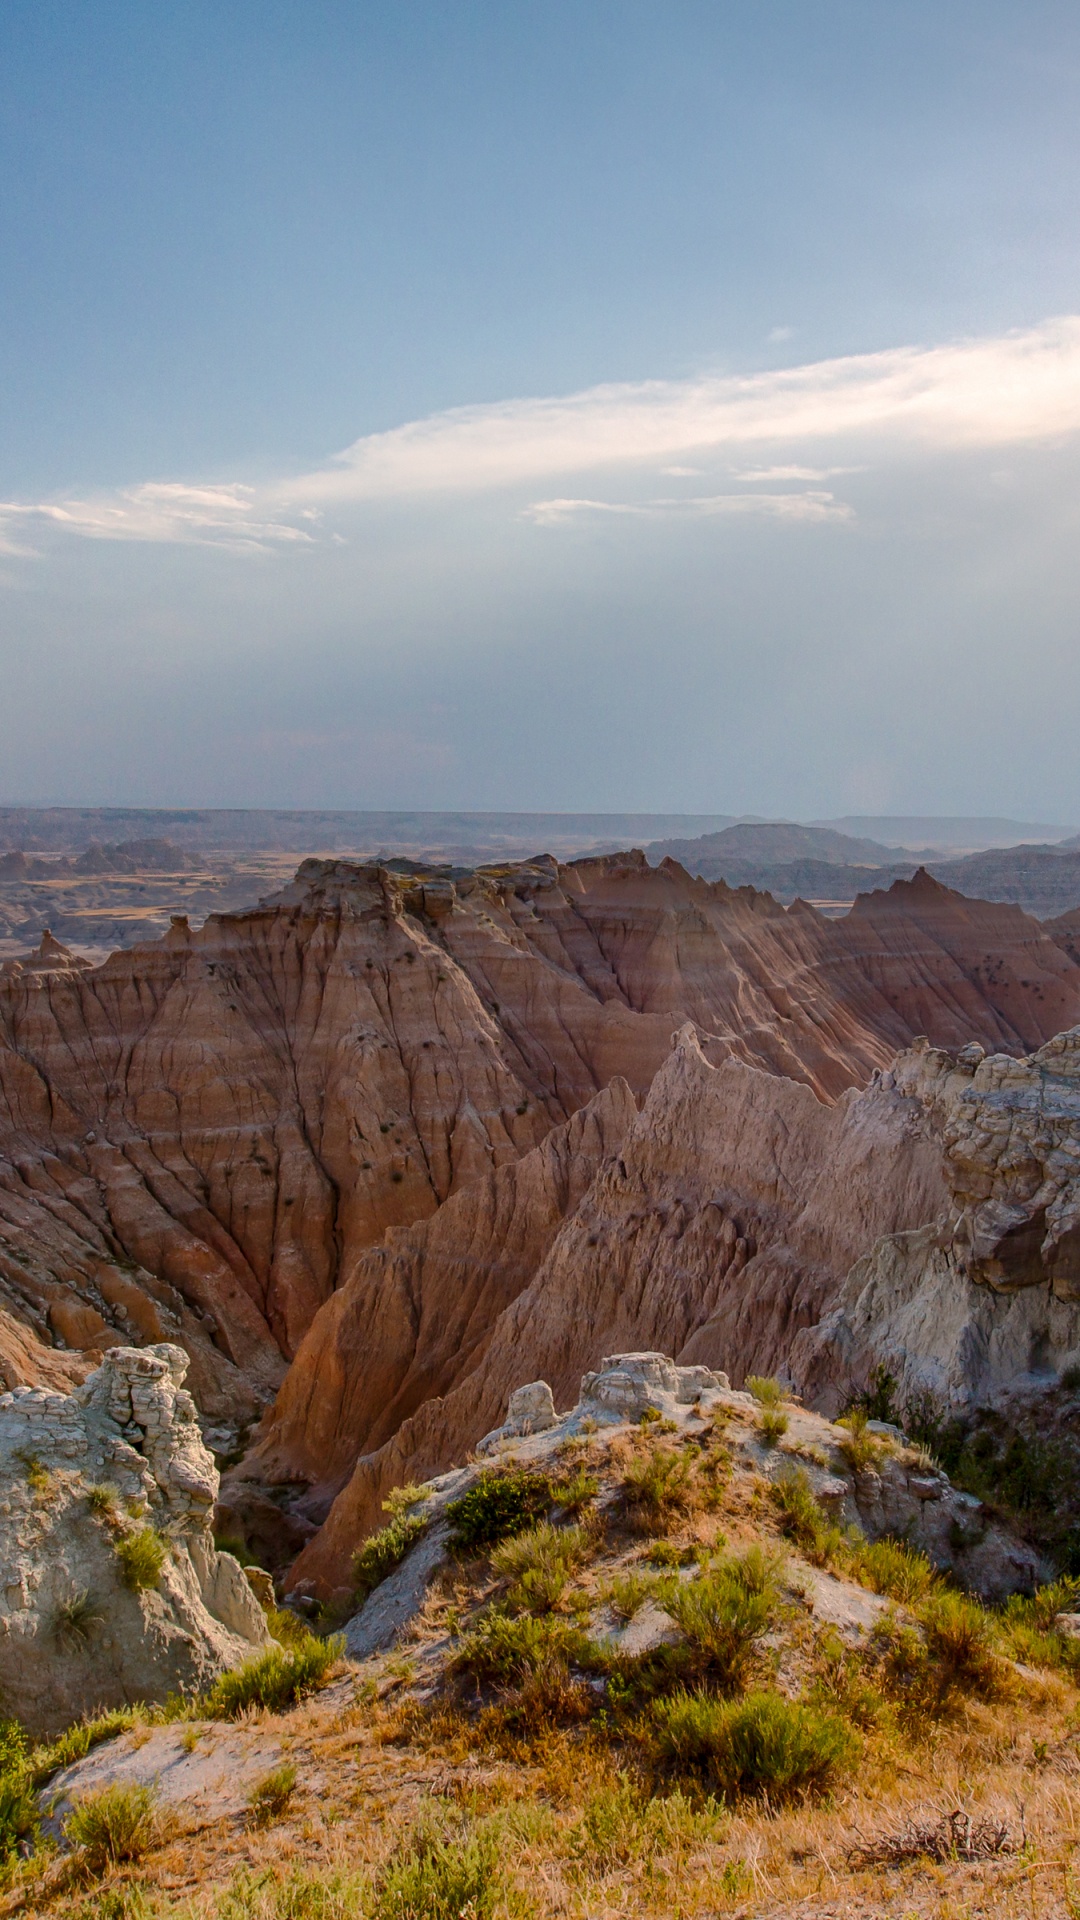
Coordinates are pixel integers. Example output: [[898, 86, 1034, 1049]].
[[3, 316, 1080, 554], [524, 490, 852, 525]]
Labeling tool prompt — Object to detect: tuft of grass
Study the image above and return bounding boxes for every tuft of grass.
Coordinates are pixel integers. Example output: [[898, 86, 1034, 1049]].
[[769, 1465, 843, 1562], [918, 1590, 1006, 1703], [450, 1610, 592, 1685], [621, 1443, 697, 1533], [114, 1525, 168, 1591], [757, 1407, 789, 1446], [491, 1521, 591, 1614], [552, 1467, 599, 1517], [650, 1687, 856, 1802], [662, 1550, 779, 1692], [852, 1537, 941, 1606], [203, 1634, 341, 1718], [28, 1708, 138, 1787], [835, 1407, 883, 1472], [746, 1376, 787, 1408], [247, 1762, 298, 1827], [371, 1813, 501, 1920], [20, 1453, 52, 1495], [64, 1782, 159, 1871], [86, 1482, 121, 1521], [352, 1511, 428, 1604], [446, 1468, 555, 1552], [382, 1481, 433, 1518], [569, 1776, 725, 1871], [52, 1587, 105, 1651], [602, 1569, 662, 1622], [0, 1720, 37, 1862], [266, 1605, 317, 1650]]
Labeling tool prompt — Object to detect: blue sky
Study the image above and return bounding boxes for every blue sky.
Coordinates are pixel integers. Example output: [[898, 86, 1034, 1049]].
[[2, 2, 1080, 815]]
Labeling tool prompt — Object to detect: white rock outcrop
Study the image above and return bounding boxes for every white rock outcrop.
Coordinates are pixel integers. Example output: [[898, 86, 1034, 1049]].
[[795, 1031, 1080, 1414], [0, 1343, 270, 1736]]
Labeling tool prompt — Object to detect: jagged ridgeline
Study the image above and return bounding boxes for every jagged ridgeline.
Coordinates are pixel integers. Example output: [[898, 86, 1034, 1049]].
[[3, 851, 1080, 1594]]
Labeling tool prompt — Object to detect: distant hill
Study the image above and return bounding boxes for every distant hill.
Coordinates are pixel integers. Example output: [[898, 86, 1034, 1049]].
[[814, 815, 1075, 852], [0, 808, 739, 860], [647, 821, 915, 870], [650, 832, 1080, 920]]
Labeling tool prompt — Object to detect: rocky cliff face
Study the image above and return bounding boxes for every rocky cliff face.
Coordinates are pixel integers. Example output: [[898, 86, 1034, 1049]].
[[270, 1027, 951, 1595], [2, 854, 1077, 1432], [794, 1030, 1080, 1414], [0, 1343, 269, 1737]]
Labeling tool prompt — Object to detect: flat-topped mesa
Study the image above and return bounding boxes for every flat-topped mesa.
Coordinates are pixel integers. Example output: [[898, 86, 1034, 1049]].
[[0, 1343, 269, 1737]]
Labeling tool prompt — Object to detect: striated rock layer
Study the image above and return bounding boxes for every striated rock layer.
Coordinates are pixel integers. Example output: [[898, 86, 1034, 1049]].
[[271, 1027, 951, 1594], [2, 853, 1079, 1423]]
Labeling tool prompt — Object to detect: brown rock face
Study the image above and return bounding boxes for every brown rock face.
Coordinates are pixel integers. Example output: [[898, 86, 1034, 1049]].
[[275, 1027, 950, 1594], [1, 854, 1077, 1421]]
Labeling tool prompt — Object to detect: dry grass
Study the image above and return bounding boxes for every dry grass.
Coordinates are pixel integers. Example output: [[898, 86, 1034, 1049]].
[[20, 1404, 1080, 1920]]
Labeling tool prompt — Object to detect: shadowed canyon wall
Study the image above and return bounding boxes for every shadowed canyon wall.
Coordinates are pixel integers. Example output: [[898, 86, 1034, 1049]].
[[3, 853, 1080, 1433]]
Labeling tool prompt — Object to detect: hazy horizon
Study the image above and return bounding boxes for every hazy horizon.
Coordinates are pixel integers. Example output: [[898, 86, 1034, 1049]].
[[3, 5, 1080, 818]]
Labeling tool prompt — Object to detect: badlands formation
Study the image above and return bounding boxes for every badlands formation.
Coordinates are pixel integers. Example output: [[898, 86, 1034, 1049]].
[[3, 851, 1080, 1599]]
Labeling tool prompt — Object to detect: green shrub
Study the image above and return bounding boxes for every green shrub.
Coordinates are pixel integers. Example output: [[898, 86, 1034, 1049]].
[[247, 1762, 298, 1826], [918, 1591, 1004, 1702], [0, 1720, 37, 1862], [602, 1569, 661, 1621], [769, 1465, 837, 1558], [372, 1814, 501, 1920], [203, 1634, 341, 1718], [552, 1468, 599, 1516], [849, 1365, 898, 1425], [757, 1408, 789, 1446], [114, 1526, 168, 1591], [353, 1512, 428, 1603], [998, 1575, 1080, 1669], [746, 1376, 787, 1408], [450, 1610, 591, 1685], [834, 1407, 882, 1472], [852, 1537, 941, 1606], [662, 1552, 777, 1692], [86, 1483, 121, 1521], [651, 1688, 855, 1801], [266, 1605, 317, 1650], [28, 1708, 137, 1787], [445, 1468, 555, 1551], [64, 1782, 159, 1870], [621, 1444, 696, 1533], [491, 1521, 590, 1614]]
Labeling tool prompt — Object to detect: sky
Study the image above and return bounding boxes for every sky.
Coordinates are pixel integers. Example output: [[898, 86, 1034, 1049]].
[[2, 1, 1080, 818]]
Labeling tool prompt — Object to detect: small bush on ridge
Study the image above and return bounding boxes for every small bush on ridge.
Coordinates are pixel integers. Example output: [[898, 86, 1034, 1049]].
[[446, 1468, 555, 1551], [662, 1552, 778, 1693], [204, 1634, 340, 1717], [372, 1814, 501, 1920], [758, 1408, 789, 1446], [64, 1782, 159, 1870], [0, 1720, 37, 1862], [114, 1526, 168, 1591], [746, 1376, 787, 1408], [651, 1687, 855, 1801], [621, 1444, 696, 1533], [247, 1762, 297, 1826], [491, 1521, 591, 1614], [353, 1511, 428, 1603]]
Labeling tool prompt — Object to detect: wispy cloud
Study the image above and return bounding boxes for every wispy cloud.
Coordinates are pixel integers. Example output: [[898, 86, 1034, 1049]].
[[2, 317, 1080, 555], [524, 490, 852, 525]]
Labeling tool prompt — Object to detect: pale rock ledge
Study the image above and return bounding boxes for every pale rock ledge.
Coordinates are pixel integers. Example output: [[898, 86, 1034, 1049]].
[[0, 1343, 270, 1737]]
